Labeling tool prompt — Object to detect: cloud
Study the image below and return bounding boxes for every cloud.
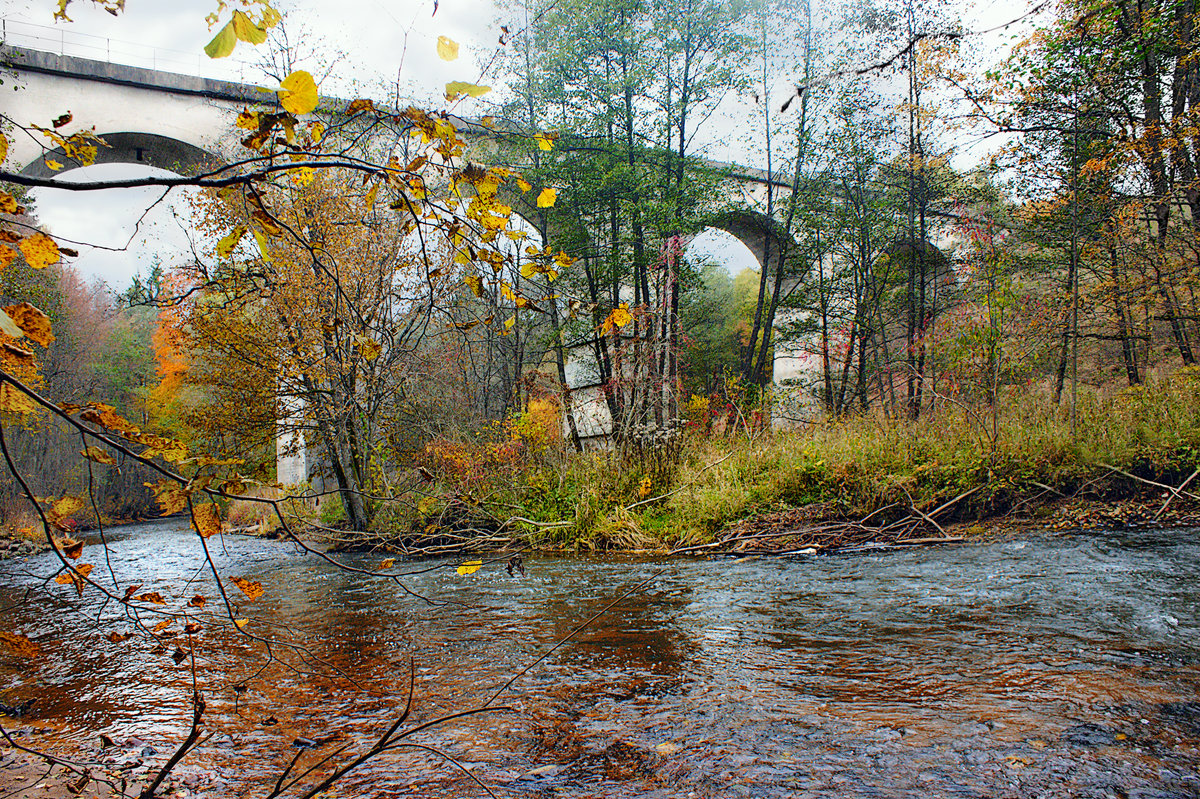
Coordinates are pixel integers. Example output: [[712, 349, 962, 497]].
[[31, 165, 199, 290]]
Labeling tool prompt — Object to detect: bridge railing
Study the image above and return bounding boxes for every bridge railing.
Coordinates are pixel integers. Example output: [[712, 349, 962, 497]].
[[1, 18, 256, 83]]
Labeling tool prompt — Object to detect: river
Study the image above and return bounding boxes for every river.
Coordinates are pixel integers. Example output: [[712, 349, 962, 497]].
[[1, 519, 1199, 797]]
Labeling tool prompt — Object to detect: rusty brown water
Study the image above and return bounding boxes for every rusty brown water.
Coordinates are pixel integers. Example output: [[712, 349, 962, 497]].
[[2, 520, 1199, 797]]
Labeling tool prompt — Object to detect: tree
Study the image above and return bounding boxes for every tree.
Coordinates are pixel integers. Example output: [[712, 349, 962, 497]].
[[496, 0, 751, 445]]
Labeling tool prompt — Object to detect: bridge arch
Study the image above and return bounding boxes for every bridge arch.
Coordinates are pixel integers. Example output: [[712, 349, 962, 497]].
[[700, 209, 804, 278], [19, 131, 222, 179]]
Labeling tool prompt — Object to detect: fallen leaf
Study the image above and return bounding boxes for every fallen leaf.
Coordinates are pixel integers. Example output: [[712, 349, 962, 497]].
[[456, 559, 483, 576]]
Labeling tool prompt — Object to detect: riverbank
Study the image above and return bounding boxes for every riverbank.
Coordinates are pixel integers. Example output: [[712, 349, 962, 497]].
[[0, 528, 43, 560]]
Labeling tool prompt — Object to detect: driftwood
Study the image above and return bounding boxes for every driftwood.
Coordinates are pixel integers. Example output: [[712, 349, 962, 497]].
[[684, 486, 979, 557]]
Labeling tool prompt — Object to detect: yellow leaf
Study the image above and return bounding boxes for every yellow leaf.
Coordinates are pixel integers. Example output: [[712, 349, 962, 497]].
[[0, 246, 15, 271], [504, 315, 516, 330], [216, 226, 246, 259], [134, 592, 165, 605], [234, 618, 249, 630], [516, 178, 532, 192], [152, 619, 172, 634], [464, 274, 484, 297], [0, 309, 23, 340], [204, 20, 237, 59], [230, 576, 263, 601], [309, 121, 325, 143], [80, 404, 138, 434], [278, 70, 319, 115], [81, 446, 117, 465], [437, 36, 460, 61], [0, 384, 35, 415], [231, 9, 268, 44], [144, 479, 190, 516], [378, 558, 396, 570], [537, 187, 557, 208], [55, 563, 93, 596], [191, 503, 222, 539], [536, 132, 555, 151], [18, 233, 60, 270], [456, 559, 483, 576], [52, 496, 85, 517], [46, 159, 64, 172], [445, 81, 492, 100], [289, 167, 315, 186], [252, 229, 272, 262], [0, 133, 7, 164], [602, 304, 633, 334], [355, 334, 382, 360], [4, 303, 54, 346], [235, 109, 259, 130]]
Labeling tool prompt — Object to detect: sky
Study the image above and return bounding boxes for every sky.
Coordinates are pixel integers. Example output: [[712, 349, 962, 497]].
[[2, 0, 1047, 289]]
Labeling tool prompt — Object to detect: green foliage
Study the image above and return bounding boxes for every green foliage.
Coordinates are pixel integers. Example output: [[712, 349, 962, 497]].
[[678, 262, 760, 396]]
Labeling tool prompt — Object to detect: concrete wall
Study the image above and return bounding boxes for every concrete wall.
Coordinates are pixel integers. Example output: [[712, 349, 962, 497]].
[[2, 47, 255, 173]]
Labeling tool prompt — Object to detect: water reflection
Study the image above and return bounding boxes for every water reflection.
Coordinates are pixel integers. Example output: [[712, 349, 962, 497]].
[[1, 523, 1199, 797]]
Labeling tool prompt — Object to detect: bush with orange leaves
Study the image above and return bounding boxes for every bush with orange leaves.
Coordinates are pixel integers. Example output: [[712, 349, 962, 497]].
[[418, 399, 563, 488]]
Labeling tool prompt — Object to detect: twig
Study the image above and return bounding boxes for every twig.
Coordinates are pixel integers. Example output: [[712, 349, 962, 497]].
[[138, 690, 205, 798], [1155, 466, 1200, 520], [1100, 463, 1200, 502], [927, 485, 985, 519], [624, 451, 737, 511]]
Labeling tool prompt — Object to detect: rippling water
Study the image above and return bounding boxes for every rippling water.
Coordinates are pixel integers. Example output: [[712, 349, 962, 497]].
[[2, 520, 1199, 797]]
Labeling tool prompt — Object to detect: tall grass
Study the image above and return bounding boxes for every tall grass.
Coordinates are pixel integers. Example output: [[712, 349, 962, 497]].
[[354, 369, 1200, 552], [663, 369, 1200, 542]]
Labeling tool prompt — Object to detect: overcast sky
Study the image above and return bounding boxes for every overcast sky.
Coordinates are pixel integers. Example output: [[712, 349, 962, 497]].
[[3, 0, 1045, 288]]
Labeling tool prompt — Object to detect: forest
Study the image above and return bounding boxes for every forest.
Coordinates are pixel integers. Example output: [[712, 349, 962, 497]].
[[0, 0, 1199, 793], [2, 0, 1198, 550]]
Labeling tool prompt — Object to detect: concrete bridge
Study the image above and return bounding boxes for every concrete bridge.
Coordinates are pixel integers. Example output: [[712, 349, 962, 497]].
[[1, 43, 813, 457], [1, 45, 802, 276]]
